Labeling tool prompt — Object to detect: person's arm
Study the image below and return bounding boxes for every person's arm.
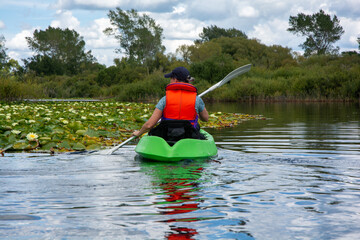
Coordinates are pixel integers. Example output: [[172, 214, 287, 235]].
[[199, 107, 209, 122], [132, 108, 163, 136], [196, 96, 209, 122]]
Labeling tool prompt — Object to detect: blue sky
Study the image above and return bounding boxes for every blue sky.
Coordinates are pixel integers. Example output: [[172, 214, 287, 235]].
[[1, 0, 359, 66]]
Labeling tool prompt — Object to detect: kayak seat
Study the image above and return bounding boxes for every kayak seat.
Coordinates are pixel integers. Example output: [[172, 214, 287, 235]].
[[148, 120, 206, 146]]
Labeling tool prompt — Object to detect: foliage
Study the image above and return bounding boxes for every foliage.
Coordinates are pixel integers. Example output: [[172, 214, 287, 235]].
[[196, 25, 247, 43], [24, 55, 65, 75], [96, 58, 148, 86], [113, 71, 168, 101], [176, 45, 192, 63], [288, 9, 344, 56], [0, 101, 262, 153], [1, 18, 359, 103], [202, 54, 360, 101], [25, 27, 96, 75], [190, 53, 236, 84], [0, 35, 8, 70], [214, 37, 295, 68], [104, 8, 165, 66], [0, 76, 44, 101]]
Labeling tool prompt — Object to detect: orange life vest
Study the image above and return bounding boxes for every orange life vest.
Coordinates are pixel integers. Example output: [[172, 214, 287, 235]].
[[162, 82, 198, 127]]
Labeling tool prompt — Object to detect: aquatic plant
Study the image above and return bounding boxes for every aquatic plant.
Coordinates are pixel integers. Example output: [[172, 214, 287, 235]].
[[0, 101, 264, 153]]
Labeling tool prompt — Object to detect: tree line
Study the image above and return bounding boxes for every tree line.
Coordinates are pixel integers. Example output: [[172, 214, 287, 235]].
[[0, 8, 360, 102]]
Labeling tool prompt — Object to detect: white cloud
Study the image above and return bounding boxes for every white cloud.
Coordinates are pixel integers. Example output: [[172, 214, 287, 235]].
[[172, 5, 186, 15], [7, 29, 34, 50], [237, 5, 259, 18], [161, 19, 204, 40], [163, 39, 193, 55], [8, 50, 33, 62], [79, 18, 117, 49], [92, 48, 119, 66], [6, 29, 36, 63], [54, 0, 169, 10], [50, 10, 80, 29], [338, 17, 360, 50], [248, 18, 302, 50], [54, 0, 119, 9], [0, 20, 5, 29], [151, 11, 205, 41]]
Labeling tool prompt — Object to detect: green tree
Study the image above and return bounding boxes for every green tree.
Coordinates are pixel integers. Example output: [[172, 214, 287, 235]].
[[196, 25, 247, 43], [358, 37, 360, 51], [190, 53, 235, 84], [188, 41, 222, 63], [104, 8, 165, 67], [0, 35, 8, 70], [288, 9, 344, 56], [176, 44, 192, 63], [25, 26, 96, 75]]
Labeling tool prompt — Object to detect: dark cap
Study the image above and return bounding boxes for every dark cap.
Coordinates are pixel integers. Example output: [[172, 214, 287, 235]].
[[164, 67, 190, 82]]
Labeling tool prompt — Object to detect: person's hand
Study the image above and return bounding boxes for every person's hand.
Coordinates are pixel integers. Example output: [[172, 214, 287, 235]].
[[132, 130, 141, 137]]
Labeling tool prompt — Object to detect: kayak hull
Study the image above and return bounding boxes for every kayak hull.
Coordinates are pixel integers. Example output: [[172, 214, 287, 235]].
[[135, 129, 218, 162]]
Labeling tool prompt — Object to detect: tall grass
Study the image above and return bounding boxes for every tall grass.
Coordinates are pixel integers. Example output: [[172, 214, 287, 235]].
[[2, 54, 360, 102], [0, 76, 44, 101], [198, 54, 360, 102], [114, 72, 168, 101]]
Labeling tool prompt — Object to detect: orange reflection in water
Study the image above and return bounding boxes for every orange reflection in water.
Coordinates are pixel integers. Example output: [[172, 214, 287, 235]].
[[155, 166, 204, 239]]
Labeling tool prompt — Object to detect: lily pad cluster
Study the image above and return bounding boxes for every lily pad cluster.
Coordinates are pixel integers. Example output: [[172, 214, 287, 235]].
[[204, 112, 265, 128], [0, 101, 264, 153]]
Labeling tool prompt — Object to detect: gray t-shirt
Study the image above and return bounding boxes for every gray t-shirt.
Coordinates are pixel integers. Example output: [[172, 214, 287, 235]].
[[155, 96, 205, 113]]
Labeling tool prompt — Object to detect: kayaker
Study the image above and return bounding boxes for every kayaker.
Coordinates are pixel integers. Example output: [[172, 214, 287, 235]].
[[132, 66, 209, 139]]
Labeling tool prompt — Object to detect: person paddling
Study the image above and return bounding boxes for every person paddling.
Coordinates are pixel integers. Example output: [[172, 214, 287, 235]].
[[132, 67, 209, 139]]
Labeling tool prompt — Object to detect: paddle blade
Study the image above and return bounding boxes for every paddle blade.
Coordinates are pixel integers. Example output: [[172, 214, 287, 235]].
[[105, 135, 136, 154], [198, 64, 251, 97], [217, 64, 251, 87]]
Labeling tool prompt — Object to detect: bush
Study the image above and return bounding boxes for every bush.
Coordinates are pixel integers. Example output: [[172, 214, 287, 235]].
[[115, 72, 168, 101], [0, 76, 44, 101]]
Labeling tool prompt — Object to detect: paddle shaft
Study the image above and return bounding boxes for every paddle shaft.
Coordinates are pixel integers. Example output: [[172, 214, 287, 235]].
[[106, 63, 251, 154]]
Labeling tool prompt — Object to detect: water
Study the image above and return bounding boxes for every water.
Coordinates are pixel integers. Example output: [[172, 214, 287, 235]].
[[1, 102, 360, 239]]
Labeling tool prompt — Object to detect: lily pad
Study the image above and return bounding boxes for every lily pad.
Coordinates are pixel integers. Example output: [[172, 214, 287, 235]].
[[86, 144, 101, 150], [72, 142, 86, 151], [58, 141, 71, 150], [75, 129, 86, 136], [13, 141, 29, 150], [84, 129, 99, 138], [68, 121, 84, 131], [41, 142, 57, 150]]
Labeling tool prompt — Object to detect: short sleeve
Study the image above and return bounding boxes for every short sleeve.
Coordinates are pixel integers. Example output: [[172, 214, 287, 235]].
[[155, 96, 166, 111], [196, 96, 205, 113]]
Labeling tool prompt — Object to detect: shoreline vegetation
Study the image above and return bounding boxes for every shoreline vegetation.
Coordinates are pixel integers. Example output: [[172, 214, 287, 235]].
[[2, 54, 359, 103], [0, 101, 265, 155], [1, 37, 360, 103]]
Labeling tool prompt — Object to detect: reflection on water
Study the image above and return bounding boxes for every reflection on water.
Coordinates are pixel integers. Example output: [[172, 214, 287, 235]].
[[140, 159, 205, 239], [208, 102, 360, 159], [1, 103, 360, 239]]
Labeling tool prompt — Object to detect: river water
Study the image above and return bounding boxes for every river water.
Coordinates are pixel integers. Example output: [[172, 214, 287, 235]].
[[1, 102, 360, 239]]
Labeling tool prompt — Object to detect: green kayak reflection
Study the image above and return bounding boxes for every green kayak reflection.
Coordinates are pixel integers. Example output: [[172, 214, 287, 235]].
[[139, 157, 210, 239]]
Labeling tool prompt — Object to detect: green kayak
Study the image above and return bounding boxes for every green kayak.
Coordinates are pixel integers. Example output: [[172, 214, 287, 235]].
[[135, 129, 218, 162]]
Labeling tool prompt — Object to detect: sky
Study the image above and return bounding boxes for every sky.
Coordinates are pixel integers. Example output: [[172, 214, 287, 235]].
[[0, 0, 359, 67]]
